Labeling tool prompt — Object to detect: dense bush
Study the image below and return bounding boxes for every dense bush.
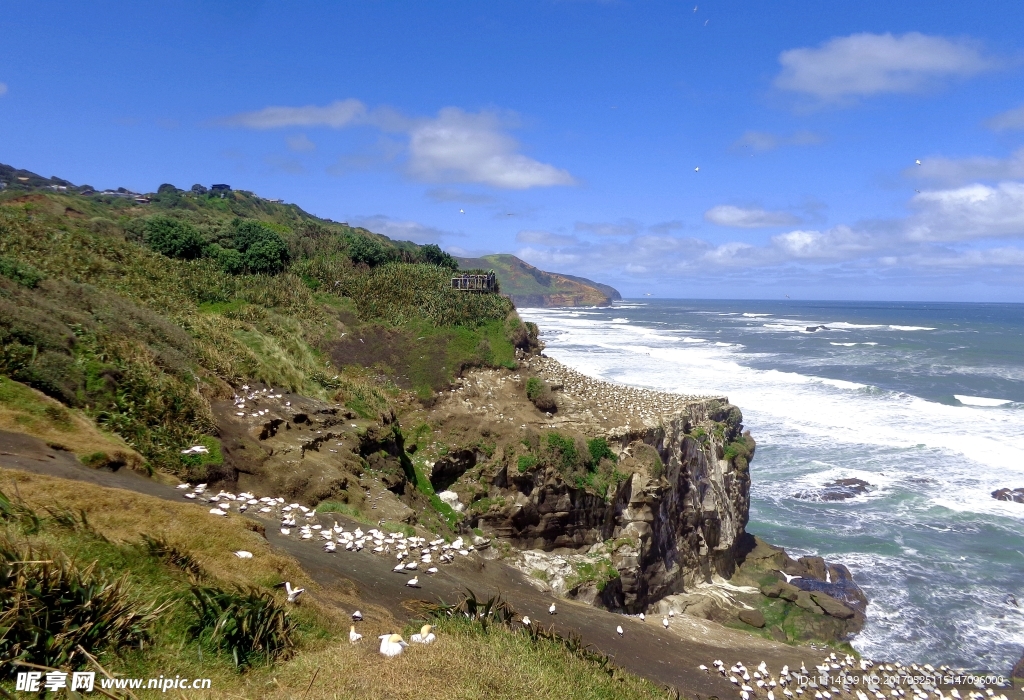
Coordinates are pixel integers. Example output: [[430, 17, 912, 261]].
[[0, 523, 164, 670], [0, 256, 44, 288], [145, 216, 205, 260], [526, 376, 557, 413], [420, 243, 459, 270], [232, 220, 290, 274], [188, 585, 296, 668], [346, 232, 396, 267]]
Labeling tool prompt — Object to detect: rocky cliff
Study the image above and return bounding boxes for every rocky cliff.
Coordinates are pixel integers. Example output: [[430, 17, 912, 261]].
[[468, 394, 753, 612]]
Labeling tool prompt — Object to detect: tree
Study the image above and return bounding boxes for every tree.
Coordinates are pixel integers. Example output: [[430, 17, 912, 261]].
[[144, 217, 205, 260], [231, 219, 290, 274], [346, 234, 394, 267], [420, 243, 459, 270]]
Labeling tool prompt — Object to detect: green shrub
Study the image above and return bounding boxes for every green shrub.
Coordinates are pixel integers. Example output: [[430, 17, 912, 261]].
[[0, 535, 165, 670], [419, 243, 459, 270], [229, 219, 291, 274], [586, 437, 617, 465], [188, 585, 296, 668], [145, 216, 205, 260], [346, 233, 396, 267], [0, 256, 44, 288], [546, 432, 581, 473], [517, 454, 538, 473], [526, 377, 544, 401]]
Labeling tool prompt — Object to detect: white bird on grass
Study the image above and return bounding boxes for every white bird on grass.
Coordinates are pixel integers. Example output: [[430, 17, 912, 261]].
[[410, 624, 436, 644], [426, 566, 438, 574], [352, 610, 363, 621], [522, 616, 531, 626], [284, 581, 304, 603], [379, 633, 408, 657], [406, 576, 420, 587], [209, 508, 226, 516], [349, 626, 362, 643], [233, 550, 253, 559]]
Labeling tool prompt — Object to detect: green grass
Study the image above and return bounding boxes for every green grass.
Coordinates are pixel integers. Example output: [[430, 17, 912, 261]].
[[0, 190, 528, 475]]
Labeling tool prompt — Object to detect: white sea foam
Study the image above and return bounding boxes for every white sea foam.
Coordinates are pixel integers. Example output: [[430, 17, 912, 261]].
[[523, 305, 1024, 666], [742, 313, 772, 317], [954, 394, 1014, 407], [831, 342, 858, 346]]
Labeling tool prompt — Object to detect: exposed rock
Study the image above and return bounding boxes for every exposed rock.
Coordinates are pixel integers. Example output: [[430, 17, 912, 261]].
[[738, 609, 765, 628], [805, 325, 830, 332], [795, 590, 824, 614], [1012, 650, 1024, 680], [992, 487, 1024, 503], [761, 580, 800, 602], [474, 398, 752, 612], [430, 449, 477, 491], [810, 591, 855, 619], [793, 478, 871, 501]]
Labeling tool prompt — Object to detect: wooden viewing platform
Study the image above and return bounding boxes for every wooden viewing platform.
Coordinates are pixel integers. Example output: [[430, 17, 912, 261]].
[[452, 271, 497, 292]]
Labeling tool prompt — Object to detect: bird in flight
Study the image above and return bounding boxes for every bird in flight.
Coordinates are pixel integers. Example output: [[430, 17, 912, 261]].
[[693, 5, 698, 11], [915, 159, 922, 166], [459, 209, 465, 214], [694, 166, 700, 172]]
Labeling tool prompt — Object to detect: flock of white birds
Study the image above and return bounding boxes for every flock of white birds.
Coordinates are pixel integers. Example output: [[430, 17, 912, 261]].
[[176, 476, 1015, 687], [697, 655, 1011, 700]]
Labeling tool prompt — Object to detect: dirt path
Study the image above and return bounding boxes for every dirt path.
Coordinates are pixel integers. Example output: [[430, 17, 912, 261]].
[[0, 429, 843, 697]]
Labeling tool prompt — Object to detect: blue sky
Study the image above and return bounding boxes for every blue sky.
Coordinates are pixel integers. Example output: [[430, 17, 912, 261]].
[[3, 1, 1024, 300]]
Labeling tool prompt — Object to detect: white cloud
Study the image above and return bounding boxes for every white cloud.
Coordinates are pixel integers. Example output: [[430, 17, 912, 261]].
[[574, 220, 640, 236], [0, 83, 7, 97], [732, 130, 824, 153], [987, 105, 1024, 131], [225, 99, 369, 129], [907, 148, 1024, 185], [775, 32, 995, 102], [906, 182, 1024, 241], [516, 230, 579, 246], [705, 205, 800, 228], [770, 226, 874, 260], [224, 100, 572, 190], [407, 108, 575, 189], [286, 134, 316, 152], [351, 216, 452, 245]]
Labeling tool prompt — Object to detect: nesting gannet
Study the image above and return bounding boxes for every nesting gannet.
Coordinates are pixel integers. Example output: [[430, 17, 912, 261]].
[[616, 625, 623, 636], [548, 603, 556, 615], [284, 581, 304, 603], [351, 610, 363, 621], [209, 508, 226, 516], [662, 617, 669, 628], [406, 576, 420, 587], [379, 633, 408, 657], [233, 550, 253, 559], [522, 615, 531, 626], [349, 626, 362, 643], [410, 624, 436, 644]]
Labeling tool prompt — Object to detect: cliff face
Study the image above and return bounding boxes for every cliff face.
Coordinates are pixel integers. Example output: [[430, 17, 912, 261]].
[[473, 399, 752, 612]]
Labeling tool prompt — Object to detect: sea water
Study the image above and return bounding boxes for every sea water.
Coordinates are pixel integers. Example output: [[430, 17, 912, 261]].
[[519, 299, 1024, 669]]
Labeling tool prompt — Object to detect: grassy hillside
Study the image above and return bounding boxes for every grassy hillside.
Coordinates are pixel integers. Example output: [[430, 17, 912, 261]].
[[0, 168, 535, 472], [457, 254, 617, 307]]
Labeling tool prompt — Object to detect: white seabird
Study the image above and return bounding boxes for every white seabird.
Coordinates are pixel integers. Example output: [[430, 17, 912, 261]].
[[406, 576, 420, 587], [379, 633, 408, 657], [349, 625, 362, 643], [284, 581, 304, 603], [233, 550, 253, 559], [778, 570, 802, 583], [410, 624, 436, 644], [616, 625, 623, 636], [549, 603, 556, 615]]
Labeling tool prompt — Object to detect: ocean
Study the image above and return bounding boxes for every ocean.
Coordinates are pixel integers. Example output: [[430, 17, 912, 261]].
[[518, 299, 1024, 669]]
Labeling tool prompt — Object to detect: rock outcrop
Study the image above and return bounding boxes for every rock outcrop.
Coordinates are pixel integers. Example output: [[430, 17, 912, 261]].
[[472, 398, 752, 612]]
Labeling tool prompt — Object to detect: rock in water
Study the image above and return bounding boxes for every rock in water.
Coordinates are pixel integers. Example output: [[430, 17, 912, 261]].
[[793, 478, 871, 501], [992, 487, 1024, 503]]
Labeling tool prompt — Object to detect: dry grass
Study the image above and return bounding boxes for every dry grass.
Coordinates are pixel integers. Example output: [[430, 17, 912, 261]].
[[0, 468, 306, 592], [0, 467, 670, 700], [0, 376, 143, 465], [185, 617, 670, 700]]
